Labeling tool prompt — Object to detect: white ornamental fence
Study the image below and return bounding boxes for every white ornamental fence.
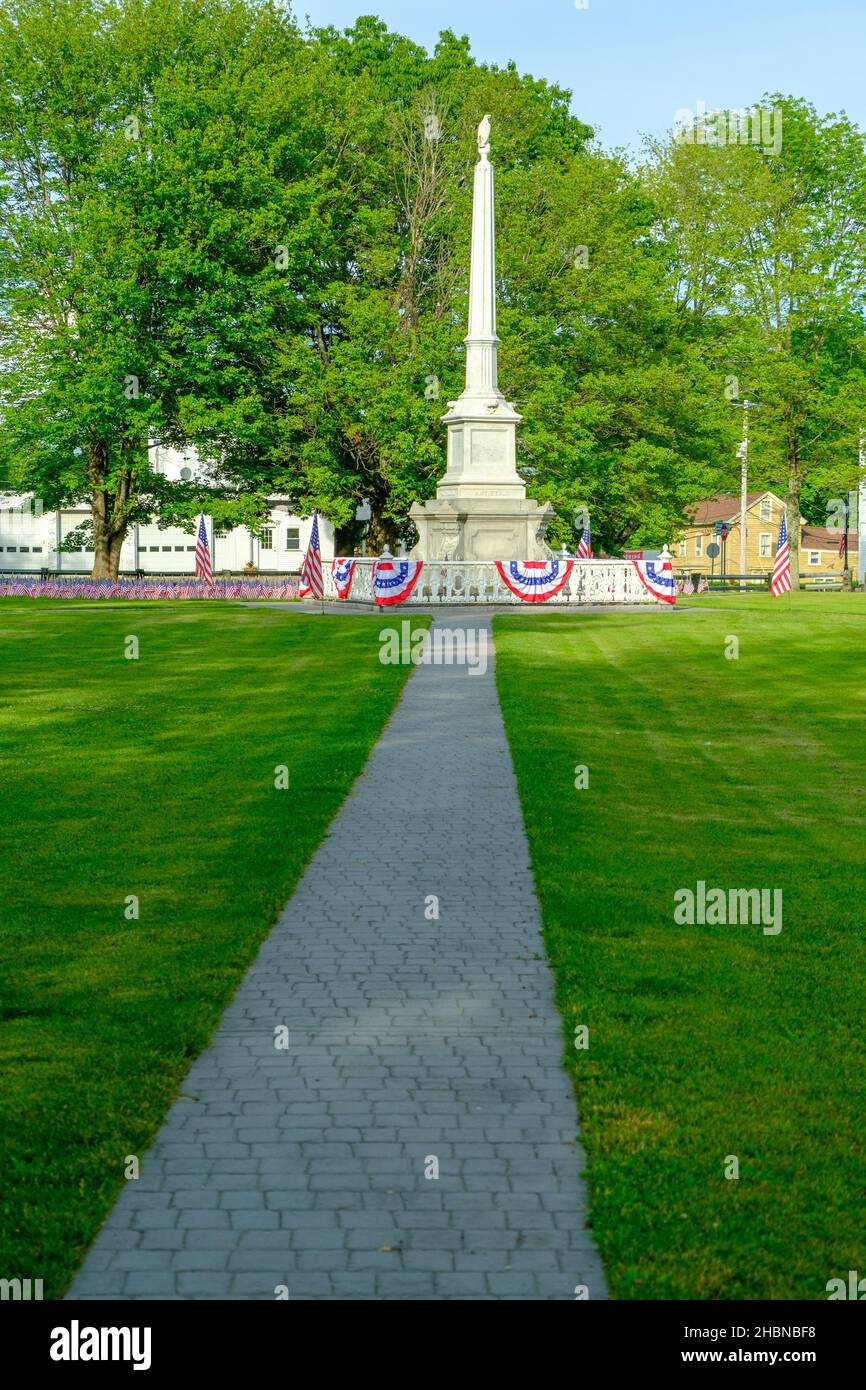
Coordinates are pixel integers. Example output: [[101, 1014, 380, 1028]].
[[323, 558, 664, 606]]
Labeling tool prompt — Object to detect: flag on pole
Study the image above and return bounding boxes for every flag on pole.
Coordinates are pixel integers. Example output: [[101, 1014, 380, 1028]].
[[577, 518, 593, 559], [299, 512, 324, 599], [194, 513, 214, 588], [770, 513, 792, 597]]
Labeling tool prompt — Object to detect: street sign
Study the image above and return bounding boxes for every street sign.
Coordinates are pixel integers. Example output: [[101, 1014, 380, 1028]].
[[706, 542, 720, 558], [623, 549, 660, 561], [720, 523, 729, 541], [714, 520, 723, 536]]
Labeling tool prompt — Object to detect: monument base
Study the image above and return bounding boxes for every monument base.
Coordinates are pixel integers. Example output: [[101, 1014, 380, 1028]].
[[409, 496, 554, 562]]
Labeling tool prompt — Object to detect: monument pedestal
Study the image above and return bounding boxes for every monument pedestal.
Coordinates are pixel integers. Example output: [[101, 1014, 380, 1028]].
[[410, 496, 553, 561]]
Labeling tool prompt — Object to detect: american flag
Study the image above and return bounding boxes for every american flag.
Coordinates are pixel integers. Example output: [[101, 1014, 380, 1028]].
[[299, 512, 323, 599], [577, 518, 592, 559], [195, 514, 214, 588], [770, 513, 792, 597]]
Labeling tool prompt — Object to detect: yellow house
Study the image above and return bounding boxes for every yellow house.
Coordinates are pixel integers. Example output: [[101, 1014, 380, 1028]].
[[672, 492, 858, 580]]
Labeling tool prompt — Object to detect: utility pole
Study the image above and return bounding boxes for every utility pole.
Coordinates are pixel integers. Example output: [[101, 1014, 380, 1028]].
[[738, 405, 749, 585], [859, 428, 866, 589], [733, 399, 765, 588]]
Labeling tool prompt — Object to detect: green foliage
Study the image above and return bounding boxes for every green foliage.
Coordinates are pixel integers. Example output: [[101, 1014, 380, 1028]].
[[1, 8, 863, 566], [646, 97, 866, 565]]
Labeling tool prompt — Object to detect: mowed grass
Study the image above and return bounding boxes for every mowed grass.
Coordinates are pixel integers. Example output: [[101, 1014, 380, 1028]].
[[494, 593, 866, 1300], [0, 601, 419, 1297]]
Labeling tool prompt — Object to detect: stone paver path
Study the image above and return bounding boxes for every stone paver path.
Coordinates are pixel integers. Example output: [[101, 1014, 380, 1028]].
[[69, 616, 606, 1300]]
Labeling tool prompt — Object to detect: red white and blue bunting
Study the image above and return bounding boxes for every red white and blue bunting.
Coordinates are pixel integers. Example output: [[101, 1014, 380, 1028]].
[[372, 559, 424, 606], [631, 557, 676, 605], [331, 557, 357, 600], [495, 559, 574, 603]]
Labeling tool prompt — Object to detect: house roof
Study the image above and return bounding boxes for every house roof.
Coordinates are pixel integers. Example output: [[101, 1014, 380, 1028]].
[[801, 526, 859, 552], [686, 492, 781, 525]]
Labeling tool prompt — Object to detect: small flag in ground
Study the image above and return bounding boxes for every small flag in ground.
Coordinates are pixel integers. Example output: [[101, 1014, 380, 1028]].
[[299, 512, 324, 599], [770, 513, 792, 597], [577, 518, 593, 559], [195, 513, 214, 588]]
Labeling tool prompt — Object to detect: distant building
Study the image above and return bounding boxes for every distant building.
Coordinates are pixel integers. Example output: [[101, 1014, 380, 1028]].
[[0, 446, 334, 574], [672, 491, 857, 580]]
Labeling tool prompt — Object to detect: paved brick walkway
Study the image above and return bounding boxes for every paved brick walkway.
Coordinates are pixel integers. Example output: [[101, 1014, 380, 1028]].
[[68, 616, 606, 1300]]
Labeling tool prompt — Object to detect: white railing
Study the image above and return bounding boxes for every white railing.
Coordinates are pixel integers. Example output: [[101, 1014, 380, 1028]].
[[324, 558, 660, 605]]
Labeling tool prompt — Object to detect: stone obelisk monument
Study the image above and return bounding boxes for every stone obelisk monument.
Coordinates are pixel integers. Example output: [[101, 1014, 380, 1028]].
[[410, 115, 553, 561]]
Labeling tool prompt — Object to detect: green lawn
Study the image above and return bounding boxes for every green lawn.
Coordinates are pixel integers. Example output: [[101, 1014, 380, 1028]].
[[0, 601, 418, 1297], [494, 593, 866, 1300]]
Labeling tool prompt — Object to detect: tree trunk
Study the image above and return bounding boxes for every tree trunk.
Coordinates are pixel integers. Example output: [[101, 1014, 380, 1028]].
[[88, 441, 134, 580], [365, 508, 397, 555], [91, 526, 127, 580]]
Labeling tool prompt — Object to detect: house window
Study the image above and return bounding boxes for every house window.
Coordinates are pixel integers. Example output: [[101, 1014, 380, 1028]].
[[162, 545, 171, 552], [33, 546, 42, 553], [808, 551, 820, 566], [760, 498, 771, 522], [694, 535, 704, 557], [261, 528, 274, 551], [7, 546, 16, 552], [286, 528, 300, 551], [186, 545, 195, 552], [20, 546, 29, 552], [149, 546, 159, 552], [759, 533, 772, 557], [677, 540, 687, 558]]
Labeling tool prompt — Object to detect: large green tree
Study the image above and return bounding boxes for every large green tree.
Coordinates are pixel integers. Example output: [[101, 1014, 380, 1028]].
[[0, 0, 341, 575], [647, 98, 866, 577]]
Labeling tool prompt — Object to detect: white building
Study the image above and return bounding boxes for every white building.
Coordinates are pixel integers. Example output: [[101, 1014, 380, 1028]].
[[0, 445, 334, 574]]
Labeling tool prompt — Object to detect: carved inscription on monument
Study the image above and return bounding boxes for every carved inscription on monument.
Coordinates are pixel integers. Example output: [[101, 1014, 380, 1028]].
[[470, 427, 508, 466]]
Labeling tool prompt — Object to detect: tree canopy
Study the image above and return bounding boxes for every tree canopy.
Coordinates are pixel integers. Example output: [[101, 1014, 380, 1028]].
[[1, 2, 863, 575]]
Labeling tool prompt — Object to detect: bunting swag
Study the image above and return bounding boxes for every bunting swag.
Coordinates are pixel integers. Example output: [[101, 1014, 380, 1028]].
[[495, 559, 573, 603], [631, 557, 676, 605], [331, 557, 357, 600], [372, 559, 423, 606]]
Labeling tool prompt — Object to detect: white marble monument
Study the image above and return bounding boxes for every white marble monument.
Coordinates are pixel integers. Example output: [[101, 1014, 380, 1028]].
[[410, 116, 553, 561]]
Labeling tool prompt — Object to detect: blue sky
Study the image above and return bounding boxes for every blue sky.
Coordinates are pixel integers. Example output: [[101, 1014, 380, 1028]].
[[292, 0, 866, 154]]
